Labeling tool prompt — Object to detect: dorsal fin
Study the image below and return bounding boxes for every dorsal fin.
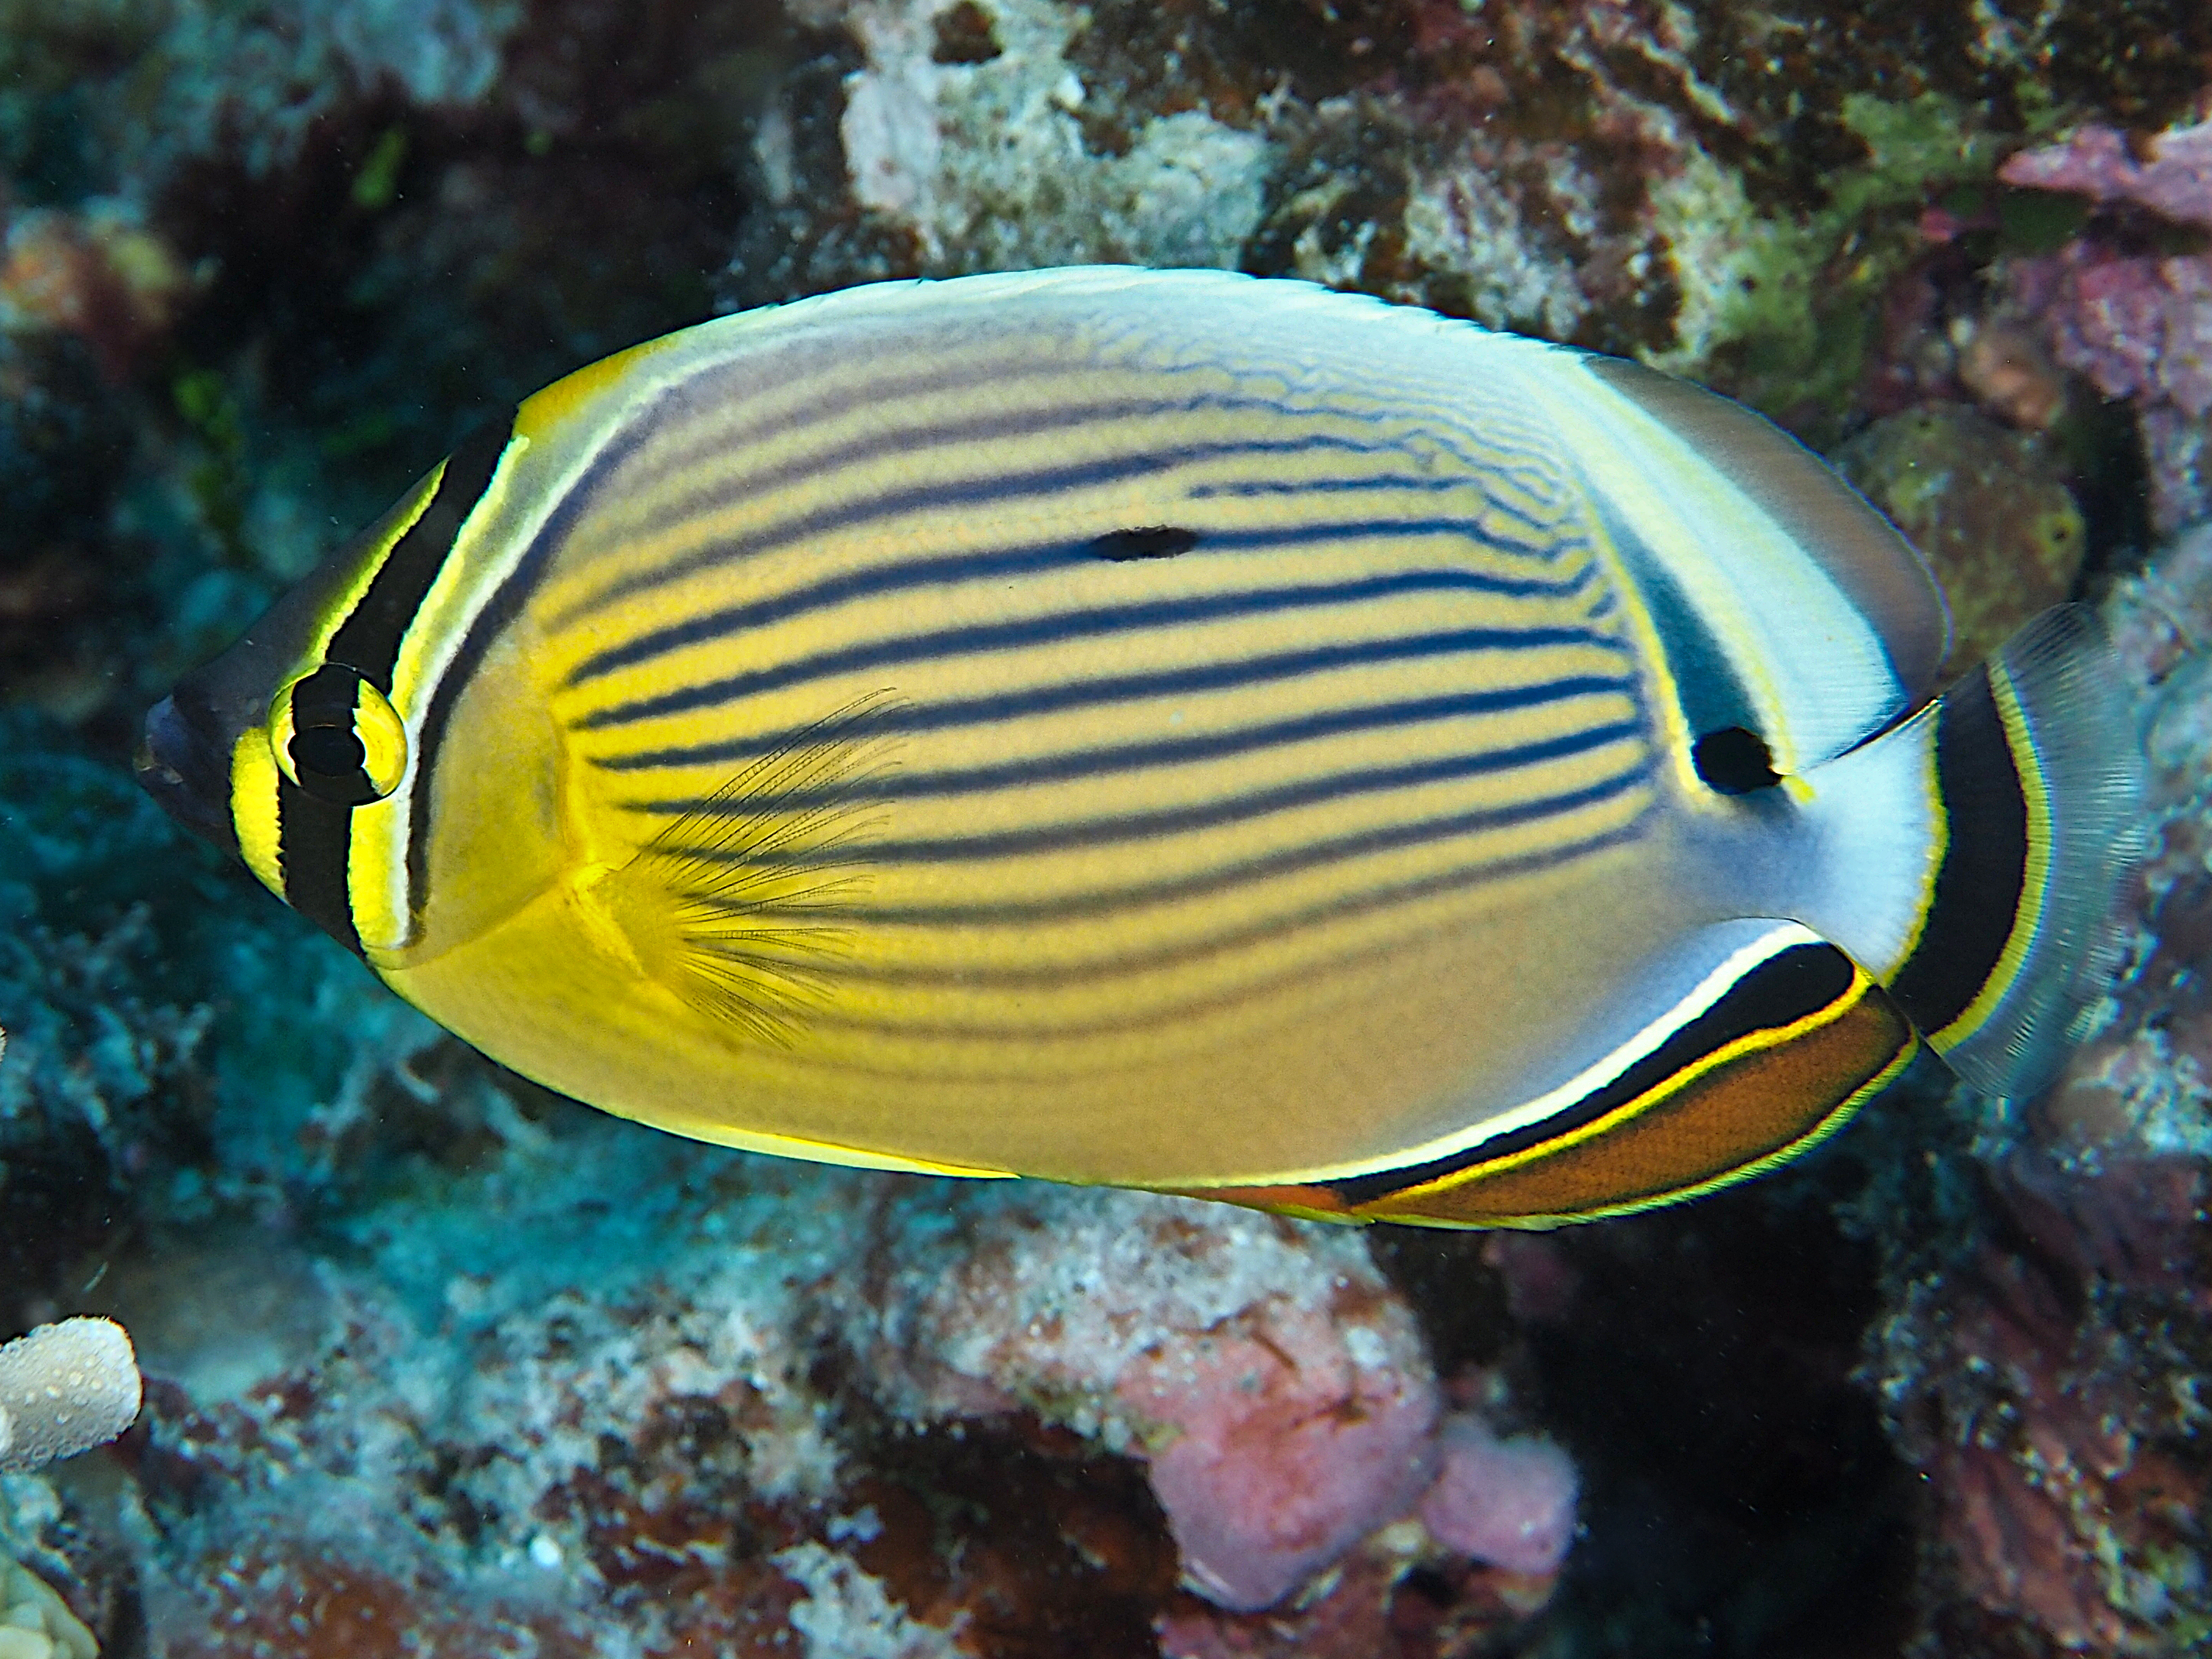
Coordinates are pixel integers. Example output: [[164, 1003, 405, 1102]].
[[1577, 354, 1951, 707]]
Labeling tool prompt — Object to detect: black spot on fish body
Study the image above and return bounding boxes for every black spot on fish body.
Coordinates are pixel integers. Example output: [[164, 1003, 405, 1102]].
[[1087, 526, 1200, 561], [1693, 726, 1783, 795]]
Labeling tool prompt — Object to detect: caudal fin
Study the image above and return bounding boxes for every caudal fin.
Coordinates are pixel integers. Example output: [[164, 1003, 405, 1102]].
[[1880, 604, 2142, 1097]]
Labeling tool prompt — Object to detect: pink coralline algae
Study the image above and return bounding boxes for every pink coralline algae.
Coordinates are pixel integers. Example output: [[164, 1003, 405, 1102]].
[[850, 1182, 1575, 1613], [1122, 1300, 1437, 1610], [2002, 123, 2212, 242], [2000, 120, 2212, 531], [1416, 1413, 1578, 1577]]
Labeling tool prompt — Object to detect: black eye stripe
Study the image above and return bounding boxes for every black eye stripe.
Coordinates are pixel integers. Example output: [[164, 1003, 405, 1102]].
[[291, 663, 366, 724], [273, 410, 517, 953], [285, 664, 373, 785], [292, 725, 366, 776], [325, 417, 517, 692]]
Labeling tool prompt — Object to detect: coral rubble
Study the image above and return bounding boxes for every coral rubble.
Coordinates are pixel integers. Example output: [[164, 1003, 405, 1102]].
[[93, 1104, 1572, 1654]]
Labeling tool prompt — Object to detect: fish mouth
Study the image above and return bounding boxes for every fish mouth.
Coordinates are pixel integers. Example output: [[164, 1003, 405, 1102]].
[[136, 692, 241, 858]]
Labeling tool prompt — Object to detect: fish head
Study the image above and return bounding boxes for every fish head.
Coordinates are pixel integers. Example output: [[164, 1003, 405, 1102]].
[[134, 467, 452, 931]]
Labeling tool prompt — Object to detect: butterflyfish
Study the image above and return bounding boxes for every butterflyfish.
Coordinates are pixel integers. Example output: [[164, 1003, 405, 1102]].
[[135, 267, 2143, 1228]]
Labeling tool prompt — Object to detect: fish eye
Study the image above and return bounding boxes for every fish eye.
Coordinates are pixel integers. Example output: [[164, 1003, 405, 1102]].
[[1692, 726, 1782, 795], [268, 665, 409, 805]]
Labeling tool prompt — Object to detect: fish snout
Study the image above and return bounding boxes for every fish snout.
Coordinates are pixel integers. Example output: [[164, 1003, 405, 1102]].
[[136, 693, 240, 857]]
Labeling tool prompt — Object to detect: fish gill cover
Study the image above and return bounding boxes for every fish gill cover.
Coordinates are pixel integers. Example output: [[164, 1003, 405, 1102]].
[[0, 0, 2205, 1654]]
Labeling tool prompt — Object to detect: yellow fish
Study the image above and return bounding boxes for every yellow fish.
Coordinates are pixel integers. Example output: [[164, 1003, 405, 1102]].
[[136, 267, 2142, 1228]]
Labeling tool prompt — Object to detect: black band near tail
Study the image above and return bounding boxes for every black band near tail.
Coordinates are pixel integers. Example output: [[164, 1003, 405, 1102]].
[[1886, 667, 2030, 1038]]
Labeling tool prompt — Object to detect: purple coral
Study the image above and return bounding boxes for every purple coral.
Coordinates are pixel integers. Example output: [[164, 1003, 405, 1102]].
[[854, 1182, 1575, 1613], [2001, 122, 2212, 234], [2001, 119, 2212, 531], [1416, 1413, 1578, 1578]]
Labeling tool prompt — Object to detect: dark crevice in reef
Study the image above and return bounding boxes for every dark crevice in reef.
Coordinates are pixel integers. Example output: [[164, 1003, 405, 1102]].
[[1374, 1180, 1918, 1659], [801, 1389, 1183, 1659], [156, 1, 799, 491]]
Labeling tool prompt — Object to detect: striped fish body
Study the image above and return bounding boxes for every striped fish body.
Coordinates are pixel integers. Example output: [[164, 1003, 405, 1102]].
[[138, 270, 2144, 1227]]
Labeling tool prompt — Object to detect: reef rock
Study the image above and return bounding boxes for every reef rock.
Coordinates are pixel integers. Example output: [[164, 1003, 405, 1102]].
[[2001, 117, 2212, 534]]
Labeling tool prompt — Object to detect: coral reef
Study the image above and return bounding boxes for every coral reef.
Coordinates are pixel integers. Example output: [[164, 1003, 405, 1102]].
[[820, 0, 1271, 272], [1832, 404, 2087, 672], [0, 717, 449, 1320], [1996, 116, 2212, 536], [1847, 520, 2212, 1657], [847, 1183, 1456, 1613], [87, 1104, 1572, 1654]]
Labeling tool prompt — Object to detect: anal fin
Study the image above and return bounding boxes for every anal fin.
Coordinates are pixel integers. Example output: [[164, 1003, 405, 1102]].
[[1173, 926, 1916, 1230]]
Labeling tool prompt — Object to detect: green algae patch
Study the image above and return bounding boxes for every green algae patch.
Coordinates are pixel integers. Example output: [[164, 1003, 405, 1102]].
[[1649, 93, 2002, 445]]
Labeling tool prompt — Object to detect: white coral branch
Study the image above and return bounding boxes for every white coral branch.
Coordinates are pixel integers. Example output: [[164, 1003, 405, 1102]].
[[0, 1321, 140, 1473]]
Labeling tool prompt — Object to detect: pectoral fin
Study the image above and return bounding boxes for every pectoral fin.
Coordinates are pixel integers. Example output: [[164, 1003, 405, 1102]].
[[585, 696, 903, 1046]]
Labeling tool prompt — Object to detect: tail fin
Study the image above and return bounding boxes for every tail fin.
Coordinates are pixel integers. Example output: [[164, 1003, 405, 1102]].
[[1877, 605, 2142, 1097]]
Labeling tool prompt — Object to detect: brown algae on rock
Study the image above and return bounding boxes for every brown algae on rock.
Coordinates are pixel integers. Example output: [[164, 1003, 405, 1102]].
[[1835, 404, 2089, 673]]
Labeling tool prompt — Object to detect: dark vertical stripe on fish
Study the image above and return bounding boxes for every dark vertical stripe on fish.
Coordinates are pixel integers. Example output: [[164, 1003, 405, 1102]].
[[276, 779, 362, 957], [276, 413, 514, 956], [326, 414, 517, 690], [1885, 666, 2031, 1039], [403, 417, 664, 919], [1589, 498, 1767, 761]]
